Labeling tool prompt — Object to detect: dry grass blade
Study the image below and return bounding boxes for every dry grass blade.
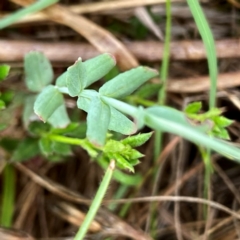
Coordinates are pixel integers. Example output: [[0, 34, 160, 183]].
[[0, 227, 34, 240], [50, 201, 101, 232], [106, 196, 240, 220], [10, 0, 138, 70], [167, 72, 240, 93], [2, 0, 183, 25], [14, 163, 91, 205], [134, 7, 163, 40]]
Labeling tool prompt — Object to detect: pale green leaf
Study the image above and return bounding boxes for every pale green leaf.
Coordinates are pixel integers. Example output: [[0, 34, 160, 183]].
[[83, 53, 116, 87], [87, 96, 110, 146], [47, 104, 70, 128], [99, 66, 158, 98], [108, 107, 135, 135], [34, 85, 64, 122], [24, 52, 53, 92], [77, 90, 98, 112], [56, 71, 67, 87], [22, 95, 37, 128], [66, 58, 86, 97]]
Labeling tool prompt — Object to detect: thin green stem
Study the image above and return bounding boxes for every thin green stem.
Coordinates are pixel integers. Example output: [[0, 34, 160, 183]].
[[154, 0, 171, 159], [158, 0, 171, 106], [48, 134, 84, 146], [0, 0, 58, 29], [1, 164, 15, 227], [74, 160, 115, 240], [147, 0, 171, 234]]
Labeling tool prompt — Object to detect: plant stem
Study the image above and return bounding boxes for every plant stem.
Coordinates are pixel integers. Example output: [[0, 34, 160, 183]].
[[0, 0, 58, 29], [147, 0, 171, 233], [74, 160, 115, 240], [48, 134, 84, 145], [154, 0, 171, 161], [158, 0, 171, 106], [1, 164, 15, 227]]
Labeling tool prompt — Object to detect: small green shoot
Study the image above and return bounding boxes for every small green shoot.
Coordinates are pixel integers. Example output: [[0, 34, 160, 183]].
[[185, 101, 233, 140]]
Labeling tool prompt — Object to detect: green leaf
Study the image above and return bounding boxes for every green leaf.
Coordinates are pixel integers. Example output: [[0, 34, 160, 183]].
[[83, 53, 116, 87], [34, 85, 64, 122], [66, 58, 86, 97], [28, 121, 51, 136], [108, 107, 135, 135], [135, 83, 162, 99], [56, 72, 67, 87], [77, 90, 98, 112], [78, 91, 135, 135], [0, 138, 19, 152], [87, 96, 110, 146], [67, 54, 116, 97], [39, 137, 52, 156], [128, 158, 140, 166], [0, 65, 10, 81], [0, 91, 14, 105], [12, 138, 40, 162], [184, 102, 202, 114], [51, 122, 86, 139], [47, 104, 70, 128], [22, 95, 37, 128], [24, 52, 54, 92], [212, 116, 233, 128], [111, 153, 134, 172], [213, 128, 230, 140], [0, 100, 5, 110], [124, 148, 144, 160], [104, 139, 126, 153], [52, 141, 72, 156], [99, 66, 158, 98], [104, 66, 119, 81], [121, 132, 152, 147], [201, 108, 222, 119]]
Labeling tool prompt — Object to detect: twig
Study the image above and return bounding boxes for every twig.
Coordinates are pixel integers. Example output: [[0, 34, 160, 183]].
[[1, 39, 240, 62]]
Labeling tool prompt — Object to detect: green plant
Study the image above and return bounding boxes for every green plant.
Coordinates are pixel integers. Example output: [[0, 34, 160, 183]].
[[29, 51, 240, 236], [1, 51, 240, 238], [29, 52, 239, 160]]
